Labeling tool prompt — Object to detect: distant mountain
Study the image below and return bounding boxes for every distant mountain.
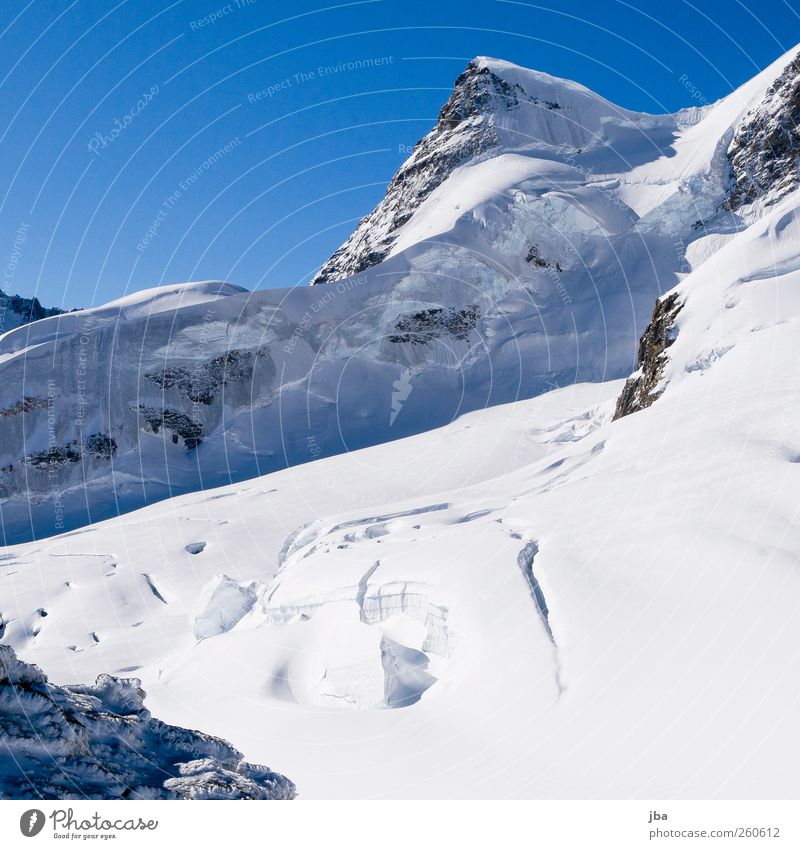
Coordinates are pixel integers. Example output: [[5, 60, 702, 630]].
[[0, 291, 65, 333]]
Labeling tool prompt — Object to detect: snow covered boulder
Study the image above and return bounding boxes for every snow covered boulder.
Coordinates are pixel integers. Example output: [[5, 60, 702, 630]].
[[0, 645, 295, 800]]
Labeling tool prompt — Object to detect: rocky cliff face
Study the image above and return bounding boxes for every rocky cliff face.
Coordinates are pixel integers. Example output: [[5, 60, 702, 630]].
[[725, 55, 800, 210], [310, 61, 518, 285], [0, 645, 295, 800], [614, 52, 800, 418], [613, 292, 683, 420]]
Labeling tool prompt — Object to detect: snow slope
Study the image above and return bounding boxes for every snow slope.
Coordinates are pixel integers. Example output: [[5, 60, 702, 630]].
[[4, 49, 800, 800], [3, 49, 800, 543], [3, 179, 800, 798]]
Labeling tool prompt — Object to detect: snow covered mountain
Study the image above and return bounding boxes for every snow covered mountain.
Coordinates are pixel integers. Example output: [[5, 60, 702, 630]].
[[5, 52, 798, 543], [0, 645, 295, 799], [0, 290, 64, 334], [311, 56, 698, 285], [4, 47, 800, 799]]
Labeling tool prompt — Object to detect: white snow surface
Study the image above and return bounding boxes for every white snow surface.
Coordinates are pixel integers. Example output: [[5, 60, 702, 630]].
[[4, 191, 800, 796], [3, 51, 800, 799]]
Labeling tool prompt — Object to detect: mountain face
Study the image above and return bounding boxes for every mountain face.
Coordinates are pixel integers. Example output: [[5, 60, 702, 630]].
[[1, 52, 799, 544], [311, 56, 684, 287], [725, 54, 800, 212], [4, 48, 800, 800], [310, 61, 527, 285], [0, 645, 295, 800], [6, 157, 800, 795]]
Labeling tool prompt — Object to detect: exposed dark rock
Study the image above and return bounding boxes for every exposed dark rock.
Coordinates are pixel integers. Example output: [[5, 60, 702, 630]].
[[0, 645, 296, 800], [145, 347, 271, 405], [0, 396, 50, 417], [437, 63, 526, 130], [388, 304, 481, 344], [526, 245, 562, 271], [24, 433, 117, 469], [0, 292, 64, 326], [725, 55, 800, 210], [137, 405, 203, 449], [24, 444, 81, 469], [83, 433, 117, 459], [613, 292, 683, 419]]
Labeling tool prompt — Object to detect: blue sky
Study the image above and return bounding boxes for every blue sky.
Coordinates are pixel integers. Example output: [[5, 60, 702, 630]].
[[2, 0, 799, 308]]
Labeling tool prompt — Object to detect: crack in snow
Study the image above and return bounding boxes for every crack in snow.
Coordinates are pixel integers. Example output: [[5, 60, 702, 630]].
[[516, 540, 564, 697], [142, 573, 168, 605], [356, 561, 381, 623]]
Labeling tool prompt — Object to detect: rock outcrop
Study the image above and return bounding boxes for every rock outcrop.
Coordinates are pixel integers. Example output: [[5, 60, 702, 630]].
[[725, 55, 800, 210], [613, 292, 683, 420], [0, 645, 296, 800]]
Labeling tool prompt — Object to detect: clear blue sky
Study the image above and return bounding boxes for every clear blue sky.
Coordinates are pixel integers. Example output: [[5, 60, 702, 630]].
[[1, 0, 799, 308]]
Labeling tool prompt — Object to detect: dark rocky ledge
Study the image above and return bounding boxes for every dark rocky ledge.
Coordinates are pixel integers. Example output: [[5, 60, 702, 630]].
[[388, 304, 481, 344], [144, 347, 272, 405], [24, 433, 117, 468], [136, 405, 203, 449], [613, 292, 683, 420], [725, 55, 800, 210]]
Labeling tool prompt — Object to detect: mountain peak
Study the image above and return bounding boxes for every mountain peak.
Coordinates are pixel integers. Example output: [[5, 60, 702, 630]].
[[309, 55, 649, 286], [436, 58, 530, 131]]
